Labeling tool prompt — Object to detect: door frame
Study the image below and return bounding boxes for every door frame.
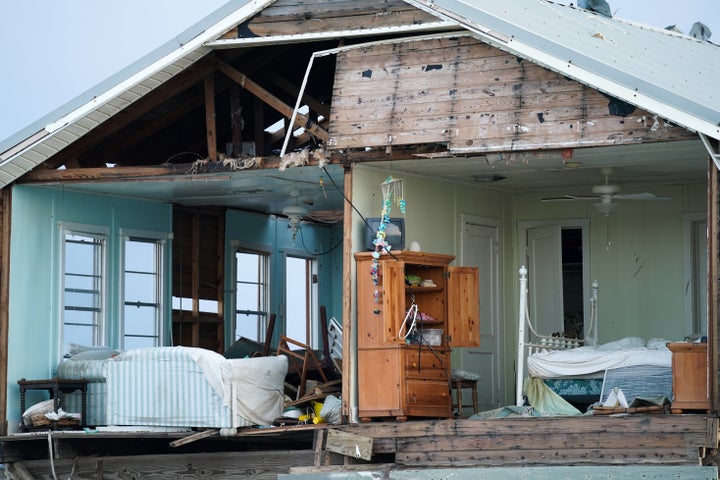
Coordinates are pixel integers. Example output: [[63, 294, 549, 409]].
[[518, 219, 593, 341], [459, 213, 503, 408]]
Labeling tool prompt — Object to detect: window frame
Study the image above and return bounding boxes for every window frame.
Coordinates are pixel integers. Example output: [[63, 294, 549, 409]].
[[284, 253, 319, 348], [119, 229, 169, 349], [232, 247, 271, 343], [58, 222, 109, 356]]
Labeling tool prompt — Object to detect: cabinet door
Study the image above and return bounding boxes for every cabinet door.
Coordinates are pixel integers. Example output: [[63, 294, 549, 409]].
[[447, 266, 480, 347], [382, 259, 406, 342]]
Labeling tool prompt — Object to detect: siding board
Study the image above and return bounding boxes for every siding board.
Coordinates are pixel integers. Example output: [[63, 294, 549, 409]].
[[328, 36, 697, 152]]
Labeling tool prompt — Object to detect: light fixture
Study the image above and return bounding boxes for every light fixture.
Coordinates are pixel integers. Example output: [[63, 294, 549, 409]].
[[282, 204, 309, 243], [594, 201, 618, 216]]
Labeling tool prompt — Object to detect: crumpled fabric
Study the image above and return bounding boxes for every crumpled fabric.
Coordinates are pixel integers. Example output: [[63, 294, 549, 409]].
[[524, 377, 582, 415]]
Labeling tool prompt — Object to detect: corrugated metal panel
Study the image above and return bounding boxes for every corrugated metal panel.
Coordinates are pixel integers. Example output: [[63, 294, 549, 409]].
[[0, 0, 273, 188], [407, 0, 720, 140]]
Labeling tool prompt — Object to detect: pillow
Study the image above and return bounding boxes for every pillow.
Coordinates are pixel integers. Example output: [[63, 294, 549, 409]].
[[22, 399, 54, 424], [68, 348, 120, 361], [65, 343, 119, 359], [646, 338, 670, 350], [597, 337, 645, 351]]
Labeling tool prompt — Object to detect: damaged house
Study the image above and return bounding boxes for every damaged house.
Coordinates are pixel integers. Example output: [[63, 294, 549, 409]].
[[0, 0, 720, 478]]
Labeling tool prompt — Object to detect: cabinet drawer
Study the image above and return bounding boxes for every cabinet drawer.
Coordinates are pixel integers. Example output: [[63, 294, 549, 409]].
[[404, 349, 449, 379], [404, 379, 451, 417]]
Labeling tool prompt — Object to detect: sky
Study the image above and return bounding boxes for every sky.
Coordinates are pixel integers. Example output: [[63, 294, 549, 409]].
[[0, 0, 717, 145]]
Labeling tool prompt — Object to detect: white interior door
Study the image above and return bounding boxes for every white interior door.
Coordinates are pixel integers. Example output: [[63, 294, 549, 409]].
[[459, 217, 502, 411], [527, 225, 564, 338]]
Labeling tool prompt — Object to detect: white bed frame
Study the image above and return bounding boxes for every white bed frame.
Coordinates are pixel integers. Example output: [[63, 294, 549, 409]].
[[515, 266, 599, 406]]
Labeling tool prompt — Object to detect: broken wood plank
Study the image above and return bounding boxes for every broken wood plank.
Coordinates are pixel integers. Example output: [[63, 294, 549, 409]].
[[169, 428, 218, 447], [325, 429, 373, 461]]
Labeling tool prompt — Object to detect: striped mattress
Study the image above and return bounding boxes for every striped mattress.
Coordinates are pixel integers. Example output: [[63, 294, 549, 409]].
[[106, 346, 287, 428]]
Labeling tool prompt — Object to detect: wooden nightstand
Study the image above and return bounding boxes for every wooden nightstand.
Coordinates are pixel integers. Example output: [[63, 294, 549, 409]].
[[18, 378, 87, 430], [667, 342, 710, 413]]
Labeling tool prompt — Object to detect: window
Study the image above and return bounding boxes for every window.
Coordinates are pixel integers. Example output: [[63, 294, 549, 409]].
[[123, 237, 164, 349], [234, 251, 269, 341], [684, 214, 708, 336], [285, 255, 318, 347], [63, 230, 106, 352]]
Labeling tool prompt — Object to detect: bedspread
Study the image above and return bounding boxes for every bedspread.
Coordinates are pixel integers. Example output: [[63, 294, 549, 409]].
[[106, 346, 288, 428], [527, 337, 672, 378]]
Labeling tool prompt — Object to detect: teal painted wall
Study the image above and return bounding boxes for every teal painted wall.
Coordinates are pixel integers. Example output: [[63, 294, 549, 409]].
[[7, 185, 173, 432], [224, 209, 343, 350]]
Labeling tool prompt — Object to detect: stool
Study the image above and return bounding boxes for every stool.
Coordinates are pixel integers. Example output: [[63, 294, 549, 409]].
[[450, 378, 479, 417]]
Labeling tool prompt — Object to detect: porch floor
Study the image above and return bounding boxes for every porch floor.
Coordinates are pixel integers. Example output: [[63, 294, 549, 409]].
[[0, 414, 716, 479]]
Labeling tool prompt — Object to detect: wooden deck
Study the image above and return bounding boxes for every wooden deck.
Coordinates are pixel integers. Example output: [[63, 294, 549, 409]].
[[1, 415, 717, 479]]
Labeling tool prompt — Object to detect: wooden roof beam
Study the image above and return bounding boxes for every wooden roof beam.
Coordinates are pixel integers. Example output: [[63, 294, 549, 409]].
[[212, 58, 329, 142], [81, 92, 206, 167], [43, 56, 221, 170]]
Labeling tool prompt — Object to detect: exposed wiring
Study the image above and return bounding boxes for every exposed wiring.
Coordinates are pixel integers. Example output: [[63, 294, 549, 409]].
[[321, 165, 400, 261], [48, 431, 58, 480]]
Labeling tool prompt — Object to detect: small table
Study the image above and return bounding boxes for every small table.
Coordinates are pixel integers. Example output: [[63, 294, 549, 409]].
[[667, 342, 710, 413], [18, 378, 87, 430], [450, 378, 479, 417]]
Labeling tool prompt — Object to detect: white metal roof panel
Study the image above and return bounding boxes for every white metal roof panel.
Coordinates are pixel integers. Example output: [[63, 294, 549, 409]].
[[407, 0, 720, 140]]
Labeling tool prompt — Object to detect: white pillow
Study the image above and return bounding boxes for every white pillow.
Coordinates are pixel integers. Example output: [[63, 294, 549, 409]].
[[597, 337, 645, 351], [646, 338, 670, 350]]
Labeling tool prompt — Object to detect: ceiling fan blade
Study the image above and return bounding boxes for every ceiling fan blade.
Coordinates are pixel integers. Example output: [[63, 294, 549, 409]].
[[541, 194, 599, 202], [612, 193, 671, 200]]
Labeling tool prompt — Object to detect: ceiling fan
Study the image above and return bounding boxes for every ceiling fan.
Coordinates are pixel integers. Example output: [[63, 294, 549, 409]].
[[542, 167, 671, 215]]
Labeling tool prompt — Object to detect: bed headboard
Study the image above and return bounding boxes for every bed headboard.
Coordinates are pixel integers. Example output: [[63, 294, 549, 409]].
[[515, 266, 599, 406]]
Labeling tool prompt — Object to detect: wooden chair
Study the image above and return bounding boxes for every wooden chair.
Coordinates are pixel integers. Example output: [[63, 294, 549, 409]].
[[277, 335, 329, 399], [252, 313, 276, 358]]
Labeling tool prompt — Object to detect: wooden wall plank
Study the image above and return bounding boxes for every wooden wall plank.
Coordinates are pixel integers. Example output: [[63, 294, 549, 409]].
[[225, 0, 440, 38], [17, 450, 316, 480], [395, 447, 700, 467], [328, 37, 697, 152]]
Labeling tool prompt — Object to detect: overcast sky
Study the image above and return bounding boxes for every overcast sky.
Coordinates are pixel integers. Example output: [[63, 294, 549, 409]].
[[0, 0, 716, 144]]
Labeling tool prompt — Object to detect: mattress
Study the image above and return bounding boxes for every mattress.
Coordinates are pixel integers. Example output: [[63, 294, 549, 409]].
[[57, 348, 118, 426], [106, 346, 287, 428], [527, 337, 673, 378]]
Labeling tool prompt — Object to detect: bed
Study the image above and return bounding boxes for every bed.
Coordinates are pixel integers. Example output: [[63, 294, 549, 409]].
[[59, 345, 288, 429], [57, 345, 119, 426], [515, 266, 673, 411], [106, 346, 287, 428]]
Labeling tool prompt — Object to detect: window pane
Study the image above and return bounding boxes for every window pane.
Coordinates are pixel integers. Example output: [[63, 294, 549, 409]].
[[126, 240, 157, 273], [64, 231, 104, 351], [236, 313, 260, 340], [64, 309, 97, 326], [124, 305, 157, 335], [65, 288, 100, 310], [125, 272, 157, 304], [286, 256, 308, 345], [124, 336, 156, 350], [235, 251, 268, 341], [236, 283, 260, 310], [236, 252, 259, 283], [64, 324, 95, 348], [124, 237, 161, 347]]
